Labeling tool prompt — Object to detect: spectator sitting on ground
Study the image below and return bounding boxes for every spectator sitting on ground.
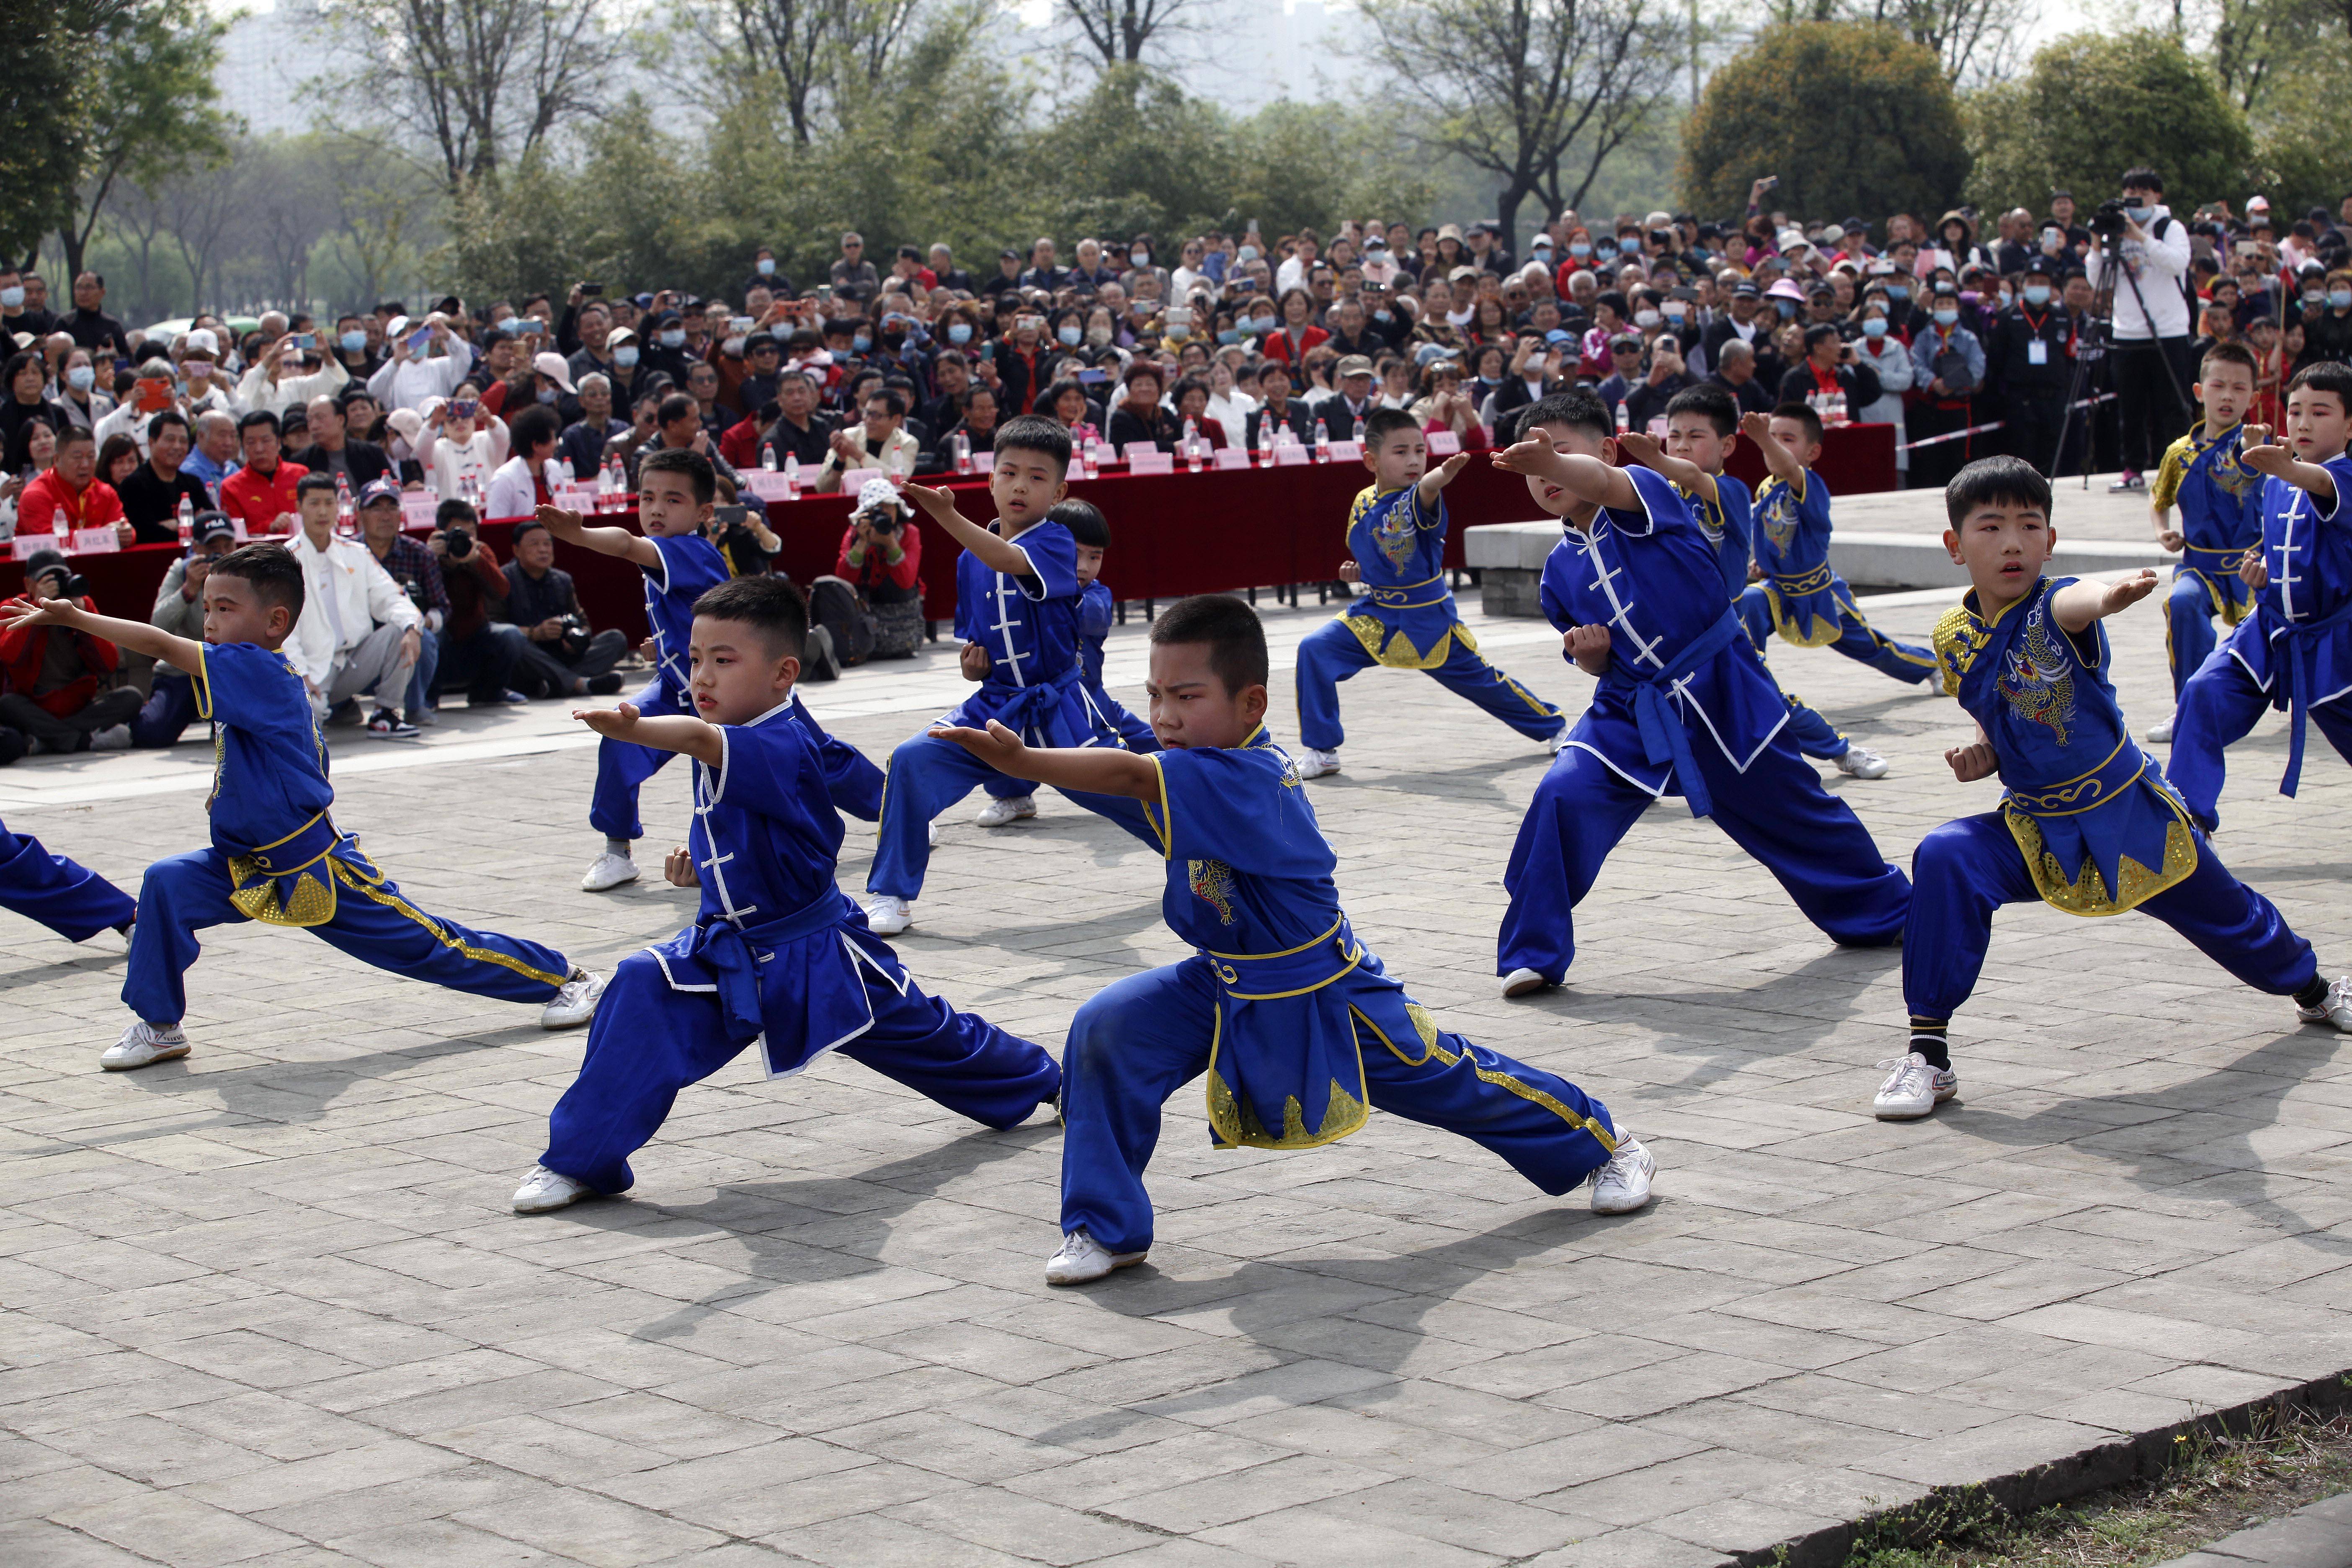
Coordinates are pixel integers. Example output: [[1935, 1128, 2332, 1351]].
[[356, 477, 445, 723], [286, 472, 426, 738], [16, 425, 130, 544], [427, 499, 528, 709], [0, 549, 139, 753], [832, 477, 926, 658], [502, 516, 628, 699], [816, 388, 917, 490], [115, 411, 215, 544]]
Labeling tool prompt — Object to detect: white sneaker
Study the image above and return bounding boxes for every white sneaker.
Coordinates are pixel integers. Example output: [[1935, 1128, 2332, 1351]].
[[1046, 1228, 1146, 1286], [865, 894, 913, 935], [1296, 747, 1341, 779], [1545, 731, 1568, 756], [975, 794, 1037, 827], [1873, 1052, 1958, 1120], [1590, 1132, 1655, 1214], [102, 1020, 189, 1070], [2146, 715, 2174, 743], [2295, 975, 2352, 1032], [580, 851, 639, 892], [928, 820, 940, 847], [88, 724, 132, 752], [1501, 967, 1550, 999], [512, 1164, 594, 1214], [541, 968, 605, 1029], [1836, 744, 1891, 779]]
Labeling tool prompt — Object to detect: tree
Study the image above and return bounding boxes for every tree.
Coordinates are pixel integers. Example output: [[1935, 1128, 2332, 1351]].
[[328, 0, 629, 192], [311, 131, 446, 308], [1756, 0, 2031, 82], [699, 0, 973, 145], [1060, 0, 1198, 68], [1961, 30, 2253, 219], [1680, 22, 1969, 222], [1358, 0, 1683, 244]]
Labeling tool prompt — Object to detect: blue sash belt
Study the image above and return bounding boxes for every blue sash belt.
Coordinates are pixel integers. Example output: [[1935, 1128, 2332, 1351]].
[[1773, 562, 1835, 596], [1366, 574, 1449, 610], [217, 810, 339, 871], [1205, 916, 1364, 999], [1599, 607, 1743, 818], [978, 660, 1084, 744], [2000, 736, 2149, 817], [2272, 595, 2352, 797], [696, 888, 853, 1044]]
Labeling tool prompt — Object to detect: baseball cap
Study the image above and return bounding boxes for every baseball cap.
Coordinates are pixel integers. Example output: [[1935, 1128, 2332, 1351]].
[[1334, 354, 1375, 379], [357, 477, 402, 509], [191, 510, 237, 543], [532, 351, 575, 392]]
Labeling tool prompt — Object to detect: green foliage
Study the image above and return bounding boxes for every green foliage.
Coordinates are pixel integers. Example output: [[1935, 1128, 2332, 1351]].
[[1963, 30, 2253, 218], [1680, 22, 1969, 223], [2244, 32, 2352, 218]]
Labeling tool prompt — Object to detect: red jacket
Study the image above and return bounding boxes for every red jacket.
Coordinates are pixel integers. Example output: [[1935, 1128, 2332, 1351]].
[[0, 593, 119, 716], [720, 412, 762, 472], [219, 459, 308, 537], [835, 519, 921, 592], [15, 469, 124, 537]]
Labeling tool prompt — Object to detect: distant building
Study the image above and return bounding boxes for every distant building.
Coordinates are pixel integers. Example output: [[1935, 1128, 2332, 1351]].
[[213, 0, 358, 139]]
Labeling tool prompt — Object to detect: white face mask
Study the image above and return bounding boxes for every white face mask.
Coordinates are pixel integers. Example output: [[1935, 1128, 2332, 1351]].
[[1633, 308, 1663, 329]]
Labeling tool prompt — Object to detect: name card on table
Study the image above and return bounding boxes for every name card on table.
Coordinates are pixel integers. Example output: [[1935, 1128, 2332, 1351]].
[[1128, 450, 1174, 476], [401, 492, 439, 531], [741, 469, 794, 501], [1212, 446, 1251, 471], [1326, 441, 1362, 463], [971, 451, 994, 474], [10, 535, 49, 562], [1088, 441, 1115, 468], [1425, 428, 1462, 456], [839, 468, 882, 495], [1122, 442, 1165, 465], [1273, 443, 1312, 467], [70, 526, 119, 555]]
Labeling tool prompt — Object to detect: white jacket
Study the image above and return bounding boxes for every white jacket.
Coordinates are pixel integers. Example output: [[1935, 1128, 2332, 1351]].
[[285, 530, 423, 697], [367, 338, 477, 413], [2086, 205, 2193, 342], [236, 358, 350, 418], [484, 453, 567, 521], [418, 420, 510, 503]]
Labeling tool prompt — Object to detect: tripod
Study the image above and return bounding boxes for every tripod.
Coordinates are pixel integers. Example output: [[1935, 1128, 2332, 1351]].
[[2058, 228, 2192, 486]]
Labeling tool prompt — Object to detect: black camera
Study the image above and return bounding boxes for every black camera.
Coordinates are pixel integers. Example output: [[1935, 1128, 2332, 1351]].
[[2090, 199, 2130, 239], [441, 524, 473, 559]]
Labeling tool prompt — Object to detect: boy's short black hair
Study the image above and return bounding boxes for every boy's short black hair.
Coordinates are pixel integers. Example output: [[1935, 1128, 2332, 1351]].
[[2199, 340, 2259, 381], [2286, 359, 2352, 410], [692, 573, 807, 661], [210, 541, 305, 621], [1048, 498, 1109, 549], [1663, 382, 1736, 437], [1519, 389, 1612, 443], [1770, 400, 1825, 444], [640, 446, 717, 504], [1150, 594, 1269, 696], [1945, 454, 2052, 528], [993, 413, 1071, 476], [294, 472, 337, 500], [1360, 406, 1421, 448]]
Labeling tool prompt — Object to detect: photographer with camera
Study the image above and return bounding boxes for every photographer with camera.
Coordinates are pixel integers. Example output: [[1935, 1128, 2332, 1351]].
[[503, 516, 629, 699], [825, 477, 925, 660], [428, 499, 529, 708], [2086, 168, 2195, 492], [0, 550, 139, 753]]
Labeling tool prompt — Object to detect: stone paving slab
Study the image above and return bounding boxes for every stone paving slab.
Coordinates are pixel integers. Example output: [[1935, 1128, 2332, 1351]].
[[2156, 1491, 2352, 1568], [5, 534, 2352, 1568]]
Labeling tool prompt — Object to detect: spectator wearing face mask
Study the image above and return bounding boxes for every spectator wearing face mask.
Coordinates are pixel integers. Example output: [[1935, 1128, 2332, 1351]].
[[1849, 299, 1914, 475], [1908, 284, 1988, 490], [1984, 260, 2075, 472], [2297, 269, 2352, 369]]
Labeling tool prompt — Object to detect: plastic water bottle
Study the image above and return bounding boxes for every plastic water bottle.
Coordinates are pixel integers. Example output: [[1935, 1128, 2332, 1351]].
[[1255, 426, 1271, 468], [782, 451, 800, 499], [51, 505, 67, 541], [1315, 427, 1330, 464], [951, 430, 972, 475], [760, 447, 776, 472], [335, 472, 355, 536], [1614, 401, 1630, 435], [604, 454, 625, 508], [176, 495, 194, 549], [1183, 420, 1201, 472]]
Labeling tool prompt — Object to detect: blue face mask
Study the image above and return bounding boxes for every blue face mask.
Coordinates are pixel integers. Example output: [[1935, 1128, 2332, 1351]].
[[2023, 285, 2051, 307], [756, 257, 775, 275], [1217, 328, 1241, 346], [0, 287, 21, 308], [1595, 242, 1617, 258], [946, 323, 972, 345], [66, 365, 94, 391], [1774, 298, 1797, 319], [2333, 289, 2352, 309], [614, 346, 639, 368], [1933, 307, 1959, 327], [1862, 317, 1888, 338], [851, 333, 872, 352], [2125, 204, 2152, 225], [536, 386, 558, 404], [1058, 325, 1083, 346], [1569, 243, 1591, 258], [340, 330, 367, 353], [1887, 284, 1910, 301], [658, 329, 686, 349]]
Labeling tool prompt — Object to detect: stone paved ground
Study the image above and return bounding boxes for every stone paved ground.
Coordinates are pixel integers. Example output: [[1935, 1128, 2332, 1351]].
[[5, 536, 2352, 1568]]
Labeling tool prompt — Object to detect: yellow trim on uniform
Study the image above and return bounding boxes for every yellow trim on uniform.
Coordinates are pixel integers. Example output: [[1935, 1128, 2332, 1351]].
[[2002, 736, 2141, 816], [1143, 752, 1173, 859], [1350, 1002, 1619, 1154], [333, 861, 570, 985], [1203, 1002, 1369, 1151], [1205, 915, 1345, 962], [2002, 800, 2198, 917]]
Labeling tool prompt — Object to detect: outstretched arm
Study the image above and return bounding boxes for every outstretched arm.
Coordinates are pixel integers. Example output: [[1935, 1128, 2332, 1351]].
[[573, 702, 724, 766], [2239, 427, 2340, 513], [895, 480, 1030, 576], [1738, 411, 1806, 492], [1489, 437, 1639, 512], [1414, 450, 1473, 511], [1614, 431, 1716, 505], [2051, 568, 2159, 633], [535, 504, 662, 571], [0, 597, 205, 676], [929, 720, 1159, 800]]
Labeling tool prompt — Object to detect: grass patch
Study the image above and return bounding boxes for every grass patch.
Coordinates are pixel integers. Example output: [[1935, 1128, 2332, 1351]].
[[1837, 1403, 2352, 1568]]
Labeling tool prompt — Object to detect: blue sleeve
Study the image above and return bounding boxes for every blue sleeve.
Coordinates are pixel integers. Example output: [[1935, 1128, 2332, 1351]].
[[709, 718, 825, 827], [1603, 465, 1689, 538], [1080, 580, 1115, 643], [649, 534, 730, 605], [195, 641, 309, 735], [1800, 471, 1835, 538], [1145, 745, 1336, 880], [2321, 456, 2352, 527], [1404, 485, 1444, 534], [1009, 521, 1078, 603]]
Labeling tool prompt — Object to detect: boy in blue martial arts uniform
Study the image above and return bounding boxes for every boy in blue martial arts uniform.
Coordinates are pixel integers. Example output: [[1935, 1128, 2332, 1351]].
[[2169, 361, 2352, 830], [547, 449, 883, 896], [933, 594, 1654, 1287], [1293, 407, 1564, 778], [865, 415, 1132, 936], [976, 499, 1159, 826], [512, 576, 1059, 1213], [1738, 403, 1939, 687], [1635, 384, 1893, 780], [1488, 392, 1911, 998], [1883, 456, 2348, 1121], [0, 816, 135, 944], [2144, 342, 2264, 743], [0, 544, 605, 1072]]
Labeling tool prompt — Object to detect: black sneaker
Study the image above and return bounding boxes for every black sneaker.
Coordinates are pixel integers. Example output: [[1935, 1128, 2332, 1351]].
[[366, 709, 423, 740], [588, 673, 624, 695]]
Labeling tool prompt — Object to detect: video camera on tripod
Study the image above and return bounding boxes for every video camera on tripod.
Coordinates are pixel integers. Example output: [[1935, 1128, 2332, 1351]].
[[2089, 199, 2132, 241]]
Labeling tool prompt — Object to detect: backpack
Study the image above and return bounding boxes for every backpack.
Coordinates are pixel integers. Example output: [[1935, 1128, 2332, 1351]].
[[805, 575, 875, 680]]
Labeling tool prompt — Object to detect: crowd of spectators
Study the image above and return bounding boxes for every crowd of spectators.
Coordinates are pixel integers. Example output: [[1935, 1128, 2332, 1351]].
[[5, 172, 2351, 761]]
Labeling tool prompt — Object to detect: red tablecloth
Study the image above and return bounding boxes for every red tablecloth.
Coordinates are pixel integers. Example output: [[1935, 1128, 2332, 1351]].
[[0, 436, 1900, 635]]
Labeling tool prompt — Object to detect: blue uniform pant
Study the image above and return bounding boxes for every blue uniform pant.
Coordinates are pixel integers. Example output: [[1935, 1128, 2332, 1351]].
[[123, 846, 570, 1026], [1294, 619, 1564, 753], [593, 683, 885, 840], [987, 685, 1156, 800], [1738, 582, 1937, 686], [1061, 957, 1619, 1255], [542, 948, 1060, 1194], [2169, 645, 2352, 828], [2164, 572, 2239, 703], [871, 730, 1135, 900], [0, 823, 136, 941], [1498, 735, 1910, 983], [1903, 812, 2315, 1025], [1736, 604, 1849, 761]]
